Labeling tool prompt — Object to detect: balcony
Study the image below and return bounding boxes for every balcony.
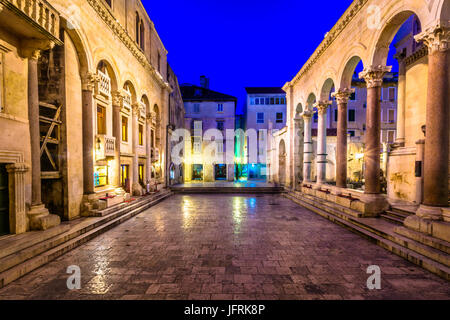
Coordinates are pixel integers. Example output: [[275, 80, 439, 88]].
[[95, 135, 116, 160], [122, 91, 132, 114], [97, 70, 111, 98], [0, 0, 61, 42]]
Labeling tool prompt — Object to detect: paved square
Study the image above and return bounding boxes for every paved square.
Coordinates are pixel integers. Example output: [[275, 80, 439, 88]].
[[0, 194, 448, 300]]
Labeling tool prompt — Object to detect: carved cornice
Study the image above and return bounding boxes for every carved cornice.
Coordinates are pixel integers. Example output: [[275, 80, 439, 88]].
[[359, 65, 392, 88], [20, 39, 55, 60], [332, 88, 355, 104], [404, 46, 428, 67], [288, 0, 370, 87], [86, 0, 170, 90], [415, 23, 450, 54]]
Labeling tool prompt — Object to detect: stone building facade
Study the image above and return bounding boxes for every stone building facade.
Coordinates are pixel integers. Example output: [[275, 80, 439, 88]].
[[0, 0, 172, 236], [181, 80, 237, 182], [277, 0, 449, 243]]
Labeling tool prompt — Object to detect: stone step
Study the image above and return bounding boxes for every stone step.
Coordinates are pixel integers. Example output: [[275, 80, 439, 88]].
[[0, 191, 172, 289], [385, 210, 411, 220], [380, 214, 404, 225], [285, 192, 450, 280], [171, 187, 285, 194]]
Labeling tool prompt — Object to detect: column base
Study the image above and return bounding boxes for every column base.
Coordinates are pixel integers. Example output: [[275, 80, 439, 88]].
[[404, 214, 450, 243], [28, 204, 61, 231], [416, 204, 444, 221], [357, 193, 390, 217], [132, 183, 144, 196]]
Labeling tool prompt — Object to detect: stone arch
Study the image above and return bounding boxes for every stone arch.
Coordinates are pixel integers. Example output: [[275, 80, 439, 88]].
[[59, 17, 92, 76], [96, 59, 119, 93], [295, 103, 303, 117], [278, 139, 287, 186], [370, 9, 423, 66], [339, 55, 364, 90], [306, 93, 316, 108], [141, 95, 150, 114], [319, 78, 336, 101], [123, 81, 137, 103]]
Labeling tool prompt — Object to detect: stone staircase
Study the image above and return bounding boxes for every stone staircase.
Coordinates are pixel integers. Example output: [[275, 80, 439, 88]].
[[284, 191, 450, 280], [381, 207, 415, 225], [0, 189, 172, 289]]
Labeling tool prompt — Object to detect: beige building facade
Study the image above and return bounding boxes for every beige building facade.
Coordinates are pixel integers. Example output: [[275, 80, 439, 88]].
[[280, 0, 449, 242], [0, 0, 171, 236]]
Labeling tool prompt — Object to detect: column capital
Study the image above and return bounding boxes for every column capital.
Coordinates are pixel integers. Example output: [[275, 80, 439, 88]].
[[6, 163, 29, 173], [20, 39, 54, 60], [81, 72, 100, 91], [359, 65, 392, 88], [313, 101, 332, 115], [112, 90, 124, 107], [132, 103, 140, 116], [415, 23, 450, 54], [302, 109, 313, 120], [332, 88, 355, 104]]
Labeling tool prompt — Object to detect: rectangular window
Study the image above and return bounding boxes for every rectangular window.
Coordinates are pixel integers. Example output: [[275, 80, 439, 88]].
[[275, 98, 280, 105], [217, 104, 224, 112], [387, 130, 395, 143], [121, 165, 129, 188], [270, 97, 275, 105], [255, 98, 260, 105], [217, 141, 224, 154], [193, 137, 202, 154], [276, 112, 283, 123], [250, 98, 255, 105], [388, 109, 395, 123], [334, 109, 338, 122], [94, 166, 108, 187], [217, 121, 224, 131], [193, 103, 200, 113], [97, 106, 106, 135], [348, 130, 356, 137], [265, 97, 270, 105], [388, 87, 396, 101], [139, 164, 144, 184], [348, 109, 356, 122], [257, 112, 264, 124], [350, 91, 356, 101], [121, 116, 128, 142], [139, 124, 144, 145], [280, 97, 286, 105]]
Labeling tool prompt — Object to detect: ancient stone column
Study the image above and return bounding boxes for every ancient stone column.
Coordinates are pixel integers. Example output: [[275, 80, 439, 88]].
[[359, 65, 392, 194], [146, 113, 153, 187], [131, 103, 141, 195], [27, 54, 42, 206], [394, 51, 406, 146], [332, 88, 354, 189], [302, 109, 313, 182], [293, 115, 304, 189], [414, 25, 449, 219], [314, 101, 331, 184], [112, 91, 123, 188], [81, 73, 99, 195]]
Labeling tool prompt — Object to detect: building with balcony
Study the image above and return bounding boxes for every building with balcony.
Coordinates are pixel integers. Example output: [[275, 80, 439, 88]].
[[181, 77, 237, 182], [0, 0, 172, 236]]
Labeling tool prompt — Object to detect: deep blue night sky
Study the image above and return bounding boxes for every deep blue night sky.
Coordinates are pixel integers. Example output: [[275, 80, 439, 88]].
[[141, 0, 357, 113]]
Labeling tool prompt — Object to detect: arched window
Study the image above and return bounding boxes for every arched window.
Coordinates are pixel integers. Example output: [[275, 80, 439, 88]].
[[135, 12, 140, 44], [140, 19, 145, 51]]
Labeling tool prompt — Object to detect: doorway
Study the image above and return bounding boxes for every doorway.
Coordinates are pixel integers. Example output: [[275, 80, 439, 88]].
[[215, 164, 227, 180], [192, 164, 203, 181], [0, 164, 9, 236]]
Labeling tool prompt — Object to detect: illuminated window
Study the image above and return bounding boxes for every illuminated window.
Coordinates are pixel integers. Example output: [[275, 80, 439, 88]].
[[139, 124, 144, 145], [121, 165, 129, 188], [139, 164, 145, 184], [122, 116, 128, 142], [97, 106, 106, 135], [94, 166, 108, 187]]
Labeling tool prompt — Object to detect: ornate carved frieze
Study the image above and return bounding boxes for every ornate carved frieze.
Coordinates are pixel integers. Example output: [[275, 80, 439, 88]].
[[404, 46, 428, 66], [359, 65, 392, 88], [415, 23, 450, 54], [332, 88, 355, 104]]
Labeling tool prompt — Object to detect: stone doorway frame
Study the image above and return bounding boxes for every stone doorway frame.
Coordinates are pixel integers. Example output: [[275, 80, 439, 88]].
[[0, 150, 29, 234]]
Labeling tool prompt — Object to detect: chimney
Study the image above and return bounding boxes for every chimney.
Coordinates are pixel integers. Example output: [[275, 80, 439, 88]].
[[200, 75, 210, 89]]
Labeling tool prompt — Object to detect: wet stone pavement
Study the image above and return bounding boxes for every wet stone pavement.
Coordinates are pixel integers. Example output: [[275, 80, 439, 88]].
[[0, 194, 449, 300]]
